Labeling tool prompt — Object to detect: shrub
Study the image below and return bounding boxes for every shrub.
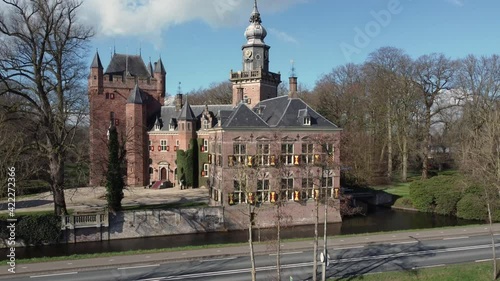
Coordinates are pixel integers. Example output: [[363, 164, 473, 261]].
[[456, 193, 487, 221], [1, 214, 62, 245], [409, 180, 435, 212], [409, 174, 465, 214]]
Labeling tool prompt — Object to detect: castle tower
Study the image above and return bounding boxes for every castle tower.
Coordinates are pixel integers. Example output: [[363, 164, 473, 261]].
[[154, 58, 167, 106], [88, 51, 105, 186], [177, 100, 197, 151], [230, 0, 281, 107], [125, 84, 149, 186], [88, 52, 162, 186]]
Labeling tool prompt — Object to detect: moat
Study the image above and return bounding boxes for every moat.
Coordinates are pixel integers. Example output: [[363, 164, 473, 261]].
[[3, 207, 480, 260]]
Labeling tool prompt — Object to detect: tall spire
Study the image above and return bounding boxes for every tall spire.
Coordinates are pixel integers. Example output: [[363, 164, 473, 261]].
[[91, 50, 103, 69], [250, 0, 262, 24]]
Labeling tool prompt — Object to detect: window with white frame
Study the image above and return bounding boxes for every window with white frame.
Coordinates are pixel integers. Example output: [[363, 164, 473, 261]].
[[257, 179, 270, 202], [322, 169, 334, 198], [301, 143, 314, 165], [233, 143, 246, 165], [149, 140, 153, 151], [323, 143, 334, 155], [302, 175, 314, 199], [280, 176, 294, 201], [233, 180, 246, 204], [202, 119, 210, 130], [203, 164, 209, 177], [203, 139, 209, 152], [303, 116, 311, 126], [281, 143, 294, 166], [160, 140, 168, 152], [257, 143, 270, 166]]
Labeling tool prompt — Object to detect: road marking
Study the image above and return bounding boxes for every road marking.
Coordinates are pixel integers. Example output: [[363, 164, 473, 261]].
[[476, 259, 492, 263], [30, 272, 78, 278], [117, 264, 160, 270], [390, 241, 418, 245], [443, 236, 469, 240], [413, 264, 445, 269], [335, 245, 365, 250], [200, 257, 237, 262], [269, 251, 303, 256]]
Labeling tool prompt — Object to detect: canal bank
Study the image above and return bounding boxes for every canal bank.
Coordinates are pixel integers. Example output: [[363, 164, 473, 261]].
[[0, 207, 481, 260], [0, 222, 497, 279]]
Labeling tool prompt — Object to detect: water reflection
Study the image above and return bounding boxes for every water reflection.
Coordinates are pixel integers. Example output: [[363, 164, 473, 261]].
[[2, 208, 480, 259]]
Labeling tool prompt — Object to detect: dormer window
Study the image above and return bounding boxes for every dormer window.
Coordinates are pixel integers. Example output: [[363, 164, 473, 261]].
[[169, 118, 176, 131], [203, 119, 210, 130], [303, 116, 311, 126]]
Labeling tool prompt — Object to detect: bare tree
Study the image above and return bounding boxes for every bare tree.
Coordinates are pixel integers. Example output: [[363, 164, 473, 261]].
[[185, 81, 233, 105], [0, 0, 93, 215], [413, 53, 457, 179], [456, 54, 500, 279], [230, 153, 260, 281]]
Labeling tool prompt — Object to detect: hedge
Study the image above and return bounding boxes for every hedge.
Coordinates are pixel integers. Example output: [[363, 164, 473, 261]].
[[1, 213, 62, 245]]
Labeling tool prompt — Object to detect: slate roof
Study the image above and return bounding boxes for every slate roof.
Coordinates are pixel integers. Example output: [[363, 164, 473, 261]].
[[222, 103, 268, 128], [154, 58, 166, 74], [257, 96, 339, 129], [127, 84, 143, 104], [151, 96, 338, 132], [105, 53, 150, 77], [156, 104, 233, 131], [178, 101, 196, 121], [91, 52, 103, 69]]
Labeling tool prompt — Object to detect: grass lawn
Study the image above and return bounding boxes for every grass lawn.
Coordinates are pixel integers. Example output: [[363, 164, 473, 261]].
[[383, 182, 410, 197], [330, 262, 496, 281]]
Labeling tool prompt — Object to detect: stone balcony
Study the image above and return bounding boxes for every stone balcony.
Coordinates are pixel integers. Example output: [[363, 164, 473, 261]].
[[230, 69, 281, 83]]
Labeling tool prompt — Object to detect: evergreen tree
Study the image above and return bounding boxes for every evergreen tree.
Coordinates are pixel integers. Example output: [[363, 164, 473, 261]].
[[106, 125, 124, 211]]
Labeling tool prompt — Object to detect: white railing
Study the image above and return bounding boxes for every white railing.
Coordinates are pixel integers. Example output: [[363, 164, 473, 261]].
[[61, 208, 108, 229]]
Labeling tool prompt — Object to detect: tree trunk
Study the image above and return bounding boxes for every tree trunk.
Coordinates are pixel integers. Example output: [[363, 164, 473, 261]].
[[422, 107, 432, 179], [486, 200, 497, 280], [276, 203, 281, 281], [248, 204, 256, 281], [313, 196, 319, 281], [402, 134, 408, 182], [387, 101, 393, 180], [49, 152, 67, 216], [321, 195, 328, 281]]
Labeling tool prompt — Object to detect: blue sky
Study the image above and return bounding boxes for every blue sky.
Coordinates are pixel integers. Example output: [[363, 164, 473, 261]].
[[81, 0, 500, 96]]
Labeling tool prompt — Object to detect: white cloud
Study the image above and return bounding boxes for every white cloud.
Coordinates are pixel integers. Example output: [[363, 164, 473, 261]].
[[268, 28, 298, 44], [80, 0, 306, 48]]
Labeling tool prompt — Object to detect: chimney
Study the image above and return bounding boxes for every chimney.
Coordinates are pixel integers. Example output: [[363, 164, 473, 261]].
[[175, 94, 183, 111], [289, 76, 298, 98]]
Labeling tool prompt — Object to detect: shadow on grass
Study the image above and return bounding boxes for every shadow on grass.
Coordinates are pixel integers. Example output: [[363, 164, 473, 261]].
[[0, 199, 53, 210]]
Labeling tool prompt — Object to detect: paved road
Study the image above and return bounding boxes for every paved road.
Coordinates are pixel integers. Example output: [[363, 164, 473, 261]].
[[1, 224, 500, 280]]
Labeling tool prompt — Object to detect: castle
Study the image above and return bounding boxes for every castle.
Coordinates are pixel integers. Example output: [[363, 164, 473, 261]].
[[88, 1, 342, 208]]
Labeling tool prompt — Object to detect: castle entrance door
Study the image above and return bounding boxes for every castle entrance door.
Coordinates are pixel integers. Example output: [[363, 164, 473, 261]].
[[160, 168, 167, 181]]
